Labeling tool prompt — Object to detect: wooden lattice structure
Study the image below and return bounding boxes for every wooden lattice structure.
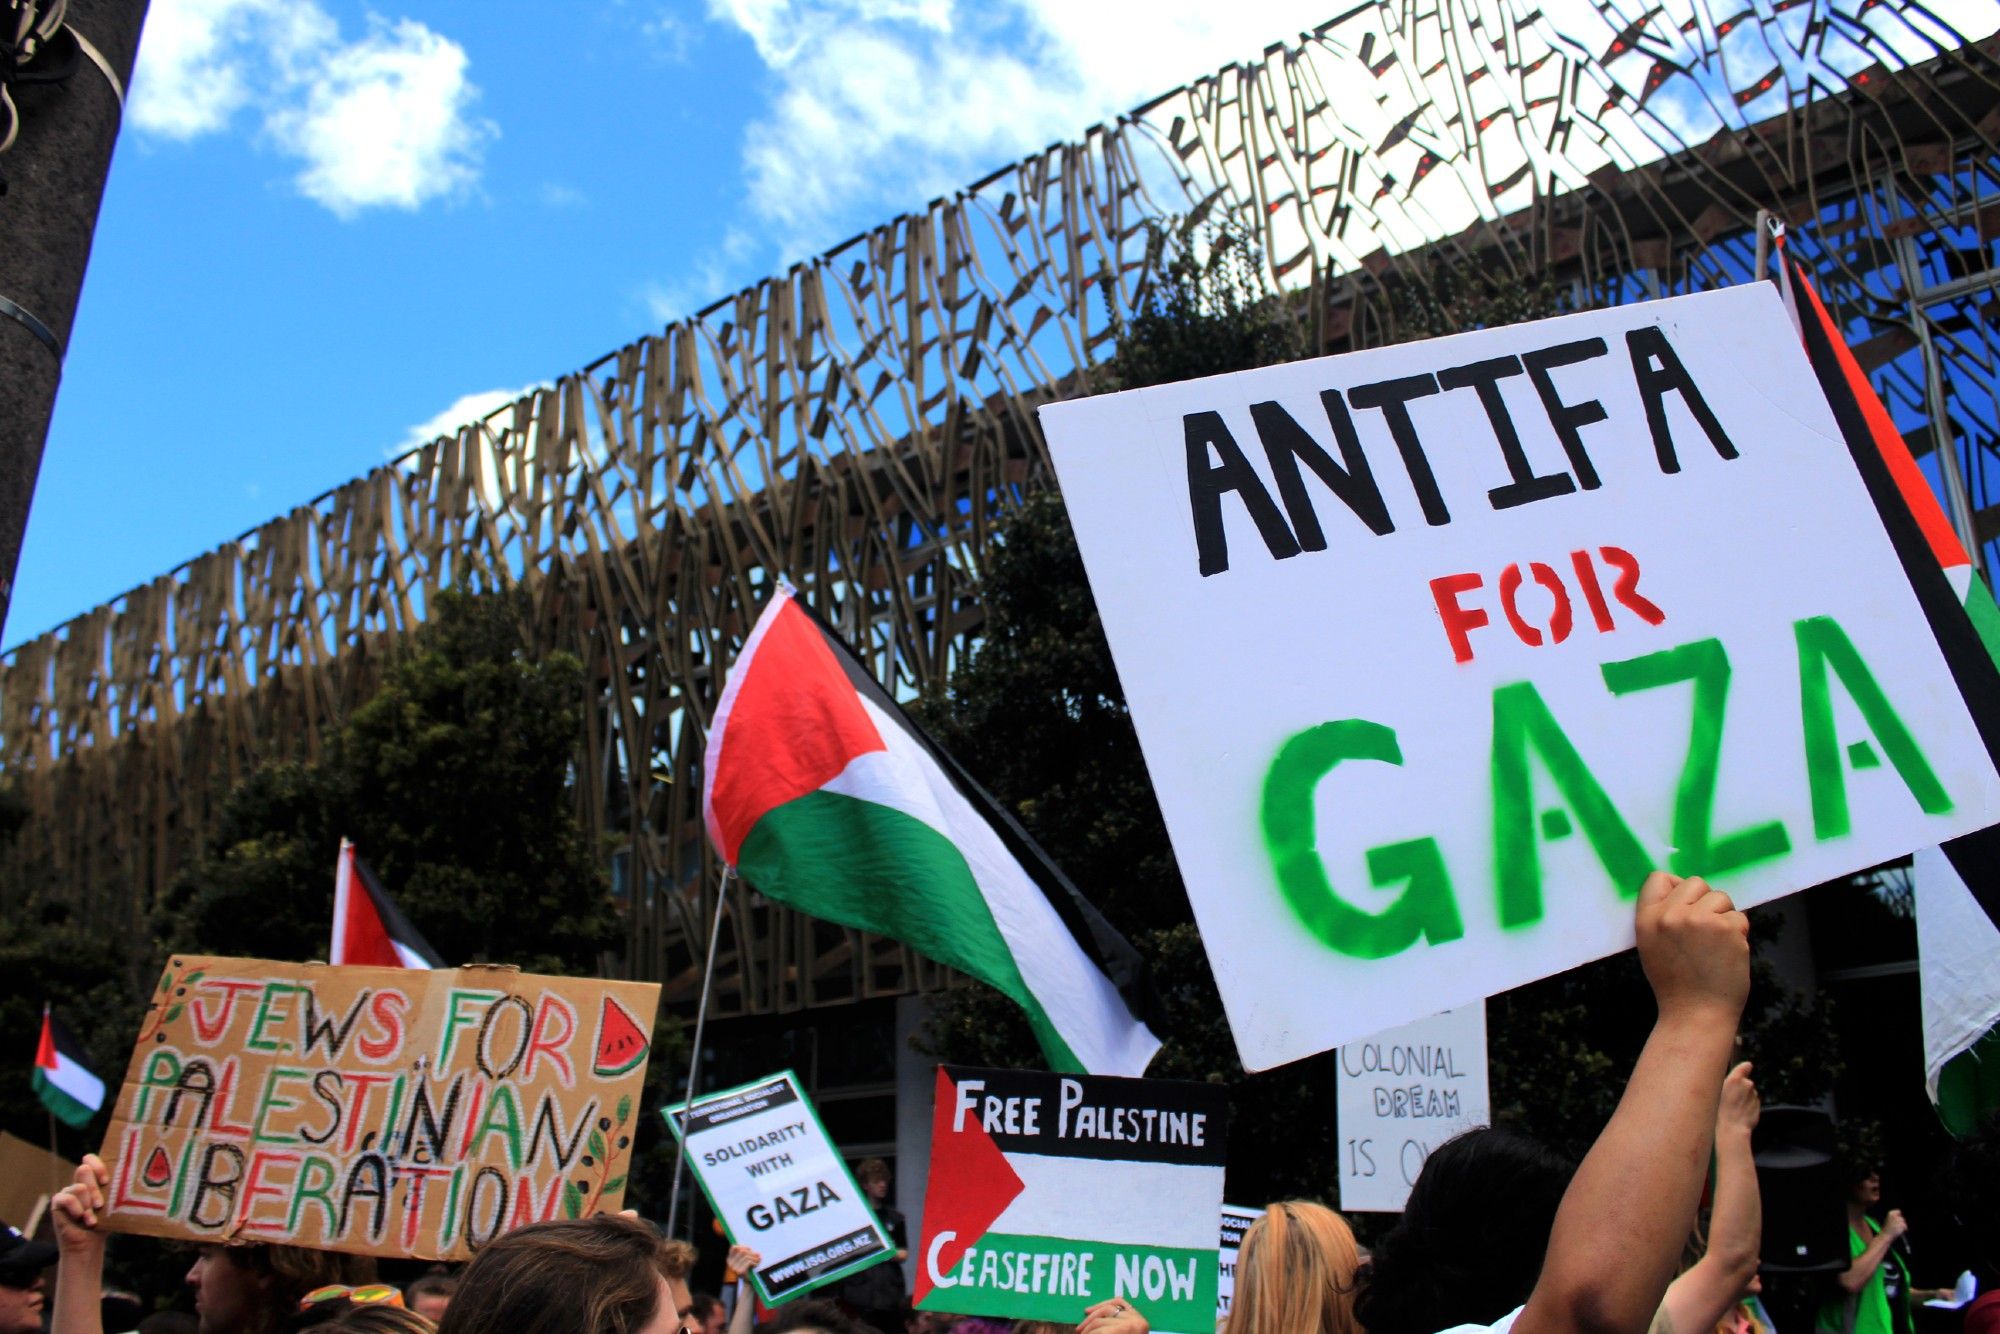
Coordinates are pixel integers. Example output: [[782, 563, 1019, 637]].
[[5, 0, 2000, 1016]]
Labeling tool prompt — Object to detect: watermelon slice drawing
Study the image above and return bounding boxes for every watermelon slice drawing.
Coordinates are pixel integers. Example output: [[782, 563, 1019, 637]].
[[593, 996, 650, 1077]]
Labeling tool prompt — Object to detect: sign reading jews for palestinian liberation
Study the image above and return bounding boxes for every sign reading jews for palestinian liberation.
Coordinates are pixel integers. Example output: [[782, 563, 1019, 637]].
[[1216, 1205, 1259, 1320], [915, 1066, 1229, 1334], [1041, 284, 2000, 1071], [664, 1070, 893, 1305], [1336, 1006, 1489, 1212], [98, 956, 661, 1260]]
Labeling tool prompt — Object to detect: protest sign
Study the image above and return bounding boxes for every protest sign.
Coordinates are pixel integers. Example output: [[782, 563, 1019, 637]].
[[915, 1065, 1228, 1333], [97, 956, 661, 1260], [664, 1070, 892, 1304], [1336, 1006, 1489, 1211], [0, 1132, 74, 1236], [1041, 284, 2000, 1070], [1216, 1205, 1258, 1320]]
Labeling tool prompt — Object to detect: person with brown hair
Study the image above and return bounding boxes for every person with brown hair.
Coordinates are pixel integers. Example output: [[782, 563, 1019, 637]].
[[49, 1154, 375, 1334], [1228, 1202, 1361, 1334], [435, 1213, 699, 1334], [288, 1286, 436, 1334]]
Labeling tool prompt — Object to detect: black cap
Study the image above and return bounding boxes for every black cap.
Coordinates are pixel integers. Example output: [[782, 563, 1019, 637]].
[[0, 1223, 57, 1285]]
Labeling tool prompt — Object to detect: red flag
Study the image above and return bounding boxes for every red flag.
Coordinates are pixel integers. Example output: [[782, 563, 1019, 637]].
[[331, 839, 444, 968]]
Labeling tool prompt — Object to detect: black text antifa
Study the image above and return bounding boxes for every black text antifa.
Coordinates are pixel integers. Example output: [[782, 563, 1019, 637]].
[[1184, 326, 1737, 576]]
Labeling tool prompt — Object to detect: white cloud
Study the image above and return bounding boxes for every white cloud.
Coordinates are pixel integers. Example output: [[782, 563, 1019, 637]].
[[709, 0, 1333, 253], [129, 0, 491, 217], [395, 386, 541, 457], [538, 181, 587, 208]]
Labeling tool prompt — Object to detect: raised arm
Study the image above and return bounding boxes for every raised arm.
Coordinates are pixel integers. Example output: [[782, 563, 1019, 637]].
[[49, 1154, 110, 1334], [1840, 1213, 1905, 1294], [1662, 1062, 1762, 1334], [1515, 872, 1749, 1334], [726, 1245, 760, 1334]]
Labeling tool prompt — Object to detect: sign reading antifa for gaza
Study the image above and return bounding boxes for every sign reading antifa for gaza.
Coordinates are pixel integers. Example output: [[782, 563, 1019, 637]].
[[665, 1070, 894, 1305], [98, 957, 661, 1261], [915, 1066, 1229, 1334], [1043, 285, 2000, 1071]]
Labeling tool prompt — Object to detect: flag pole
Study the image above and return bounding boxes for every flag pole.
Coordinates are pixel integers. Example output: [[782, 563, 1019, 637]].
[[665, 866, 733, 1239]]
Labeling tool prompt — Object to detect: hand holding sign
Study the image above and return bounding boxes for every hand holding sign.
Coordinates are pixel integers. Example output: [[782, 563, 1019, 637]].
[[1636, 872, 1750, 1025]]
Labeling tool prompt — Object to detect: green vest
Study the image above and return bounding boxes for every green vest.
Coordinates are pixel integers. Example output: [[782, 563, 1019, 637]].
[[1817, 1225, 1897, 1334]]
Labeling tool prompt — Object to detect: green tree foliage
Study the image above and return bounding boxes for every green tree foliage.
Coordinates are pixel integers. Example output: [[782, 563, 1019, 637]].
[[155, 588, 618, 975]]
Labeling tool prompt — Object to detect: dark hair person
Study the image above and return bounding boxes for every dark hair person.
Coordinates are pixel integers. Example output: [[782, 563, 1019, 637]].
[[1229, 1201, 1362, 1334], [1356, 1128, 1575, 1334], [1356, 871, 1751, 1334], [435, 1214, 697, 1334]]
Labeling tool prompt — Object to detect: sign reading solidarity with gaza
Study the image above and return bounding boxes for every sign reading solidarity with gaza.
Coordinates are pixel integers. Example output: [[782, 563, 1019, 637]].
[[915, 1066, 1228, 1333], [1041, 284, 2000, 1071], [664, 1070, 893, 1305], [98, 956, 661, 1260]]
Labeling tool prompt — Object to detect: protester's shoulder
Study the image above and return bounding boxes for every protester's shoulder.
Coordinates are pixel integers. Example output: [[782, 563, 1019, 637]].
[[1433, 1307, 1525, 1334]]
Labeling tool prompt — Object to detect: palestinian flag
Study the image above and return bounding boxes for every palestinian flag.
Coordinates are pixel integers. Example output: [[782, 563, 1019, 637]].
[[1780, 244, 2000, 1130], [332, 840, 444, 969], [34, 1006, 103, 1129], [703, 587, 1161, 1077]]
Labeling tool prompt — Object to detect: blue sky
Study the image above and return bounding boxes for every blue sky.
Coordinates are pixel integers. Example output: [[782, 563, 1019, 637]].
[[12, 0, 1343, 647]]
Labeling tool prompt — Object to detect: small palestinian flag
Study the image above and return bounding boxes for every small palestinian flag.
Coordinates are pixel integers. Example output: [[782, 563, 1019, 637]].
[[703, 587, 1160, 1077], [332, 839, 445, 969], [34, 1006, 104, 1129]]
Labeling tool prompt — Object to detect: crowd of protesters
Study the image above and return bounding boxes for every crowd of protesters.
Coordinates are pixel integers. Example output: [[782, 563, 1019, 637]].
[[5, 872, 1994, 1334]]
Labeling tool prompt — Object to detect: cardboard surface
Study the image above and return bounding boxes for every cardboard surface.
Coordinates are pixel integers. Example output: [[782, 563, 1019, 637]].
[[98, 955, 661, 1260], [1042, 284, 2000, 1069], [0, 1132, 75, 1234]]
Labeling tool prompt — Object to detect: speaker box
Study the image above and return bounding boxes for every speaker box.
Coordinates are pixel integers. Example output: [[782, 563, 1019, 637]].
[[1753, 1105, 1848, 1273]]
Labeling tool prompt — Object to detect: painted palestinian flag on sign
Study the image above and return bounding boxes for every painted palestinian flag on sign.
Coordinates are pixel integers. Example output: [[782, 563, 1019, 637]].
[[1781, 246, 2000, 1130], [914, 1066, 1227, 1333], [34, 1006, 104, 1129], [702, 587, 1160, 1077], [332, 839, 445, 969]]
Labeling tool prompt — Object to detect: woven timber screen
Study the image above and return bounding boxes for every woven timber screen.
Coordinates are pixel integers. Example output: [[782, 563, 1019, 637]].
[[5, 0, 2000, 1016]]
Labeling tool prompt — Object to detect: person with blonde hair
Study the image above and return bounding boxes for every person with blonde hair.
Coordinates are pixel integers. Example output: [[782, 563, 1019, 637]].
[[1228, 1202, 1361, 1334]]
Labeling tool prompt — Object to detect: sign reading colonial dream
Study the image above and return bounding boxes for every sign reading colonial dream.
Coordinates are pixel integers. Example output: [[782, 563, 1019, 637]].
[[915, 1066, 1228, 1333], [1336, 1006, 1490, 1211], [98, 957, 661, 1260], [665, 1070, 894, 1305], [1041, 285, 2000, 1070]]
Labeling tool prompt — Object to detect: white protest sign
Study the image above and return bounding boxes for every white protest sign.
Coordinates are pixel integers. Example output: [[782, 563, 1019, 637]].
[[1217, 1205, 1259, 1319], [1042, 284, 2000, 1070], [665, 1070, 893, 1304], [1337, 1007, 1490, 1211]]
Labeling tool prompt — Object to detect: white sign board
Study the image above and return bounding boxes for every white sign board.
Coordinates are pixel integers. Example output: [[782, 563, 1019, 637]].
[[1217, 1205, 1259, 1319], [666, 1070, 893, 1304], [1042, 284, 2000, 1070], [1337, 1007, 1490, 1211]]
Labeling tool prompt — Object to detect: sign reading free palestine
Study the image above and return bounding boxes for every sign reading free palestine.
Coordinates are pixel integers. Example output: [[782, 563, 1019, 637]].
[[1041, 284, 2000, 1071], [915, 1066, 1228, 1334]]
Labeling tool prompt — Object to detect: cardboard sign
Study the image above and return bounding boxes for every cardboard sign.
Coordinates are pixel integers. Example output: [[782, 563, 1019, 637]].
[[1216, 1205, 1259, 1320], [0, 1132, 75, 1235], [1336, 1006, 1490, 1211], [1041, 284, 2000, 1070], [664, 1070, 893, 1304], [98, 955, 661, 1260], [915, 1066, 1228, 1333]]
